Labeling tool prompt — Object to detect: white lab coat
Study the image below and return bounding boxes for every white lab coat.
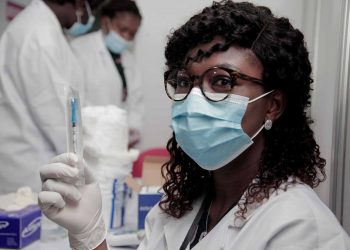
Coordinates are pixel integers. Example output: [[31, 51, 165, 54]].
[[0, 0, 84, 193], [70, 30, 143, 131], [139, 181, 350, 250]]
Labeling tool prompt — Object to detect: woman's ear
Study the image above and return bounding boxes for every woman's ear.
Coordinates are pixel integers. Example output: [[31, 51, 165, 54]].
[[265, 90, 286, 122]]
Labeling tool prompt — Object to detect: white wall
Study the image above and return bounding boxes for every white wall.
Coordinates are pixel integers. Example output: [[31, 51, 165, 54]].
[[135, 0, 315, 150], [0, 1, 7, 34], [311, 0, 350, 231], [311, 0, 344, 207]]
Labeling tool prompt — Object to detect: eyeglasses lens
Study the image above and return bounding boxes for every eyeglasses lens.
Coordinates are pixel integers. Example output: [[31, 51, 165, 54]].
[[165, 68, 234, 101]]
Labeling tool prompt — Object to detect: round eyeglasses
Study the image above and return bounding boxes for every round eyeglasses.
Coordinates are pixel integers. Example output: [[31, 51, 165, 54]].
[[164, 66, 264, 102]]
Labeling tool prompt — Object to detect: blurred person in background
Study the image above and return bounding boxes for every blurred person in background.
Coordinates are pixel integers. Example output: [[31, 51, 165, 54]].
[[0, 0, 102, 194], [71, 0, 143, 149]]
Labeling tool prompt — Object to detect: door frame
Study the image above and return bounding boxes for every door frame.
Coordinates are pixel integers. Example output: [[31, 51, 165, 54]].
[[331, 0, 350, 228]]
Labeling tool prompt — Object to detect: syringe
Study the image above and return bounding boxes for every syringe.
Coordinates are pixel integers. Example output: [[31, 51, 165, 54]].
[[65, 87, 85, 186], [71, 97, 78, 155]]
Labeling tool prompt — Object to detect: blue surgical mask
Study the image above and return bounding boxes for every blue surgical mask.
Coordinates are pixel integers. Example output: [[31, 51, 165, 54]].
[[171, 88, 274, 171], [105, 30, 132, 54], [65, 2, 95, 37]]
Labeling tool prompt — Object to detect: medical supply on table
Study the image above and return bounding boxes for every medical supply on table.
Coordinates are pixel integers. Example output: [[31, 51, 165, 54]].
[[110, 179, 128, 229], [65, 86, 84, 186], [81, 105, 139, 230], [82, 105, 137, 164], [107, 230, 145, 247], [0, 187, 37, 211], [0, 205, 41, 249], [100, 177, 128, 231], [138, 187, 162, 229], [0, 187, 41, 248]]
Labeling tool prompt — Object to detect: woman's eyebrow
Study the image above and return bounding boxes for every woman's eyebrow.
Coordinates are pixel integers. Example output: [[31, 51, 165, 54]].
[[217, 63, 241, 72], [186, 63, 242, 77]]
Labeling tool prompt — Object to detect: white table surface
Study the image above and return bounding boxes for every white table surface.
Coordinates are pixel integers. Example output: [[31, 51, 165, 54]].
[[0, 237, 136, 250]]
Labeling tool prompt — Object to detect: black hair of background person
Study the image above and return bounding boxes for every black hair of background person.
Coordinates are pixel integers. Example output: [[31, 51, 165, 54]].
[[101, 0, 142, 20], [160, 0, 326, 219], [49, 0, 103, 9], [89, 0, 142, 32]]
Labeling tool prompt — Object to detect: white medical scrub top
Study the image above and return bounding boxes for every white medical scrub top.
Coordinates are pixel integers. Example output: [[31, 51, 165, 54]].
[[138, 181, 350, 250], [0, 0, 84, 193], [70, 30, 143, 131]]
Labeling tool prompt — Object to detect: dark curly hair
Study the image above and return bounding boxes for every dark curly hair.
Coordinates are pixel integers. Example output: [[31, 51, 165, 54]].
[[160, 0, 326, 218], [52, 0, 102, 9]]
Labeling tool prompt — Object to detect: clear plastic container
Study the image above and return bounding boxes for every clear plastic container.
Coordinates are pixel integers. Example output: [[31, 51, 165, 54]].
[[111, 178, 128, 229]]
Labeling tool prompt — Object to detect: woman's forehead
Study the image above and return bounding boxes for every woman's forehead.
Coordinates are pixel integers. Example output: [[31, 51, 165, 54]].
[[185, 42, 263, 78], [185, 37, 225, 61]]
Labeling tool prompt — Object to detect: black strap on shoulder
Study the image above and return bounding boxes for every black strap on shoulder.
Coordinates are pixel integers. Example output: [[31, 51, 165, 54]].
[[179, 197, 210, 250], [108, 51, 128, 102]]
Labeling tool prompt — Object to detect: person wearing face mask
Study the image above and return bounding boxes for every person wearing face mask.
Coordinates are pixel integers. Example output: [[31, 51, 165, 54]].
[[70, 0, 143, 148], [37, 1, 350, 250], [0, 0, 102, 194]]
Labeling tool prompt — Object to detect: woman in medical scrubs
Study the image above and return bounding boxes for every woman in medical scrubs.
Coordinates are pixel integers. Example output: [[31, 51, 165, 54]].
[[0, 0, 100, 194], [138, 2, 350, 249], [71, 0, 143, 148], [38, 1, 350, 249]]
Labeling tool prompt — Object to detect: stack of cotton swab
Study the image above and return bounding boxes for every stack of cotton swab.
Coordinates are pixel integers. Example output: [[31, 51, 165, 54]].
[[82, 105, 139, 177], [82, 105, 139, 228]]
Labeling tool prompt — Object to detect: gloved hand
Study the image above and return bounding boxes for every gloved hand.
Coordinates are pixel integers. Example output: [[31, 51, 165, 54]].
[[128, 129, 141, 149], [38, 153, 106, 250]]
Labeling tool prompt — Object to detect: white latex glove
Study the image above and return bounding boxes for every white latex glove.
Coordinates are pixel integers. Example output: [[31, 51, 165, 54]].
[[38, 153, 106, 250]]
